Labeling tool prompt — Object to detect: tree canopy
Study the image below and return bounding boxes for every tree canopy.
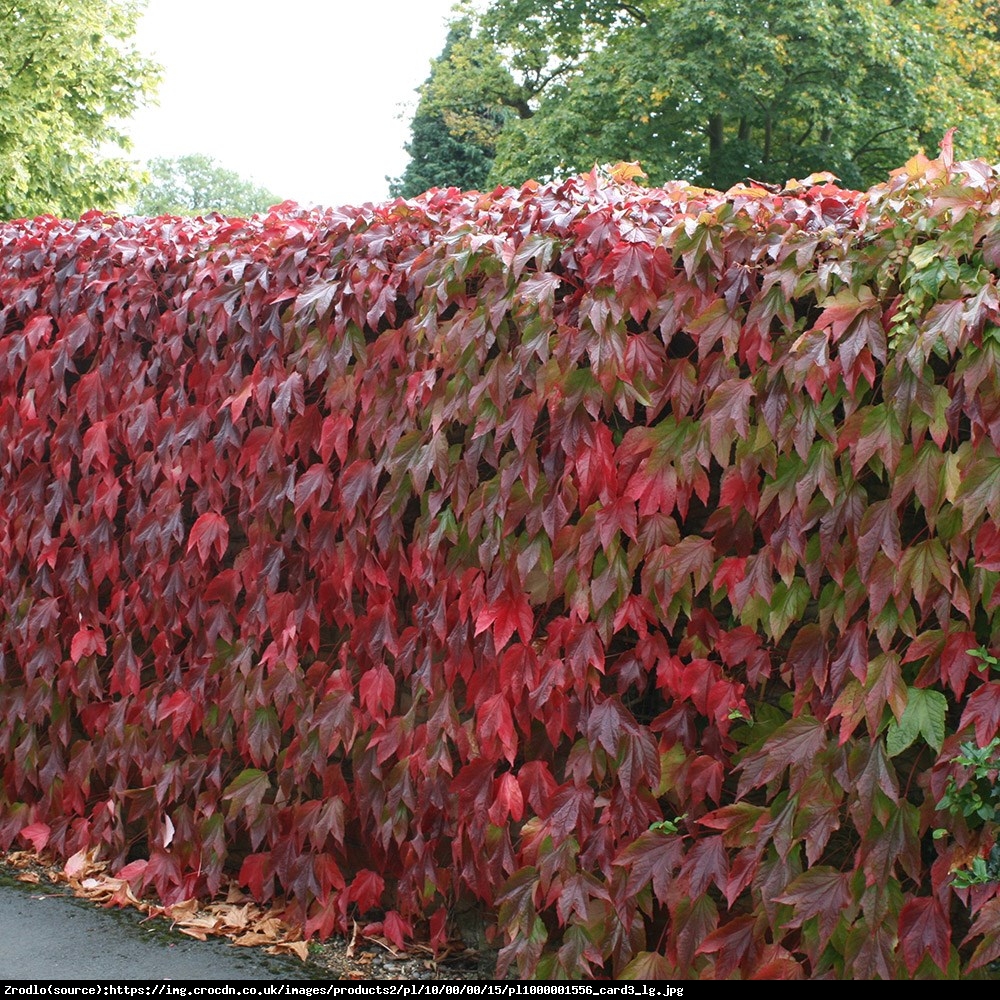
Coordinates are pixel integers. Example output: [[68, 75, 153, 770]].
[[410, 0, 1000, 191], [389, 22, 502, 199], [0, 0, 159, 219], [131, 154, 281, 217]]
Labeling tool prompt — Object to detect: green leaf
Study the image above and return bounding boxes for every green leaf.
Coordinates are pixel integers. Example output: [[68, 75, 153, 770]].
[[886, 687, 947, 757], [767, 578, 810, 644], [222, 768, 272, 818]]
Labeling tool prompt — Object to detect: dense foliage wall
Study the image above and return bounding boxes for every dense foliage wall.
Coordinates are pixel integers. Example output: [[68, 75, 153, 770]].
[[3, 147, 1000, 978]]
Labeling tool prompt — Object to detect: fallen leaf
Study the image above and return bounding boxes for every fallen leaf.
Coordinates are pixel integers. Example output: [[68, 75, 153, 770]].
[[267, 941, 310, 961]]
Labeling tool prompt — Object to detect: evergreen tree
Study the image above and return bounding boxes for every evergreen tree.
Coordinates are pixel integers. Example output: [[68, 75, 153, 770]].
[[390, 22, 503, 198]]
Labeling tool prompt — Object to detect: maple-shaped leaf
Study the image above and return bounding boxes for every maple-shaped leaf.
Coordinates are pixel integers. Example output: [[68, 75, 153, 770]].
[[222, 768, 271, 818], [957, 457, 1000, 531], [939, 630, 978, 698], [347, 869, 385, 914], [900, 538, 951, 612], [849, 740, 900, 835], [619, 950, 675, 980], [959, 681, 1000, 746], [488, 772, 525, 825], [850, 403, 903, 475], [689, 297, 742, 359], [477, 693, 518, 764], [293, 462, 334, 515], [774, 867, 853, 947], [860, 800, 921, 887], [474, 591, 533, 649], [898, 897, 951, 975], [699, 803, 766, 848], [70, 626, 106, 664], [382, 911, 412, 952], [158, 689, 198, 742], [695, 915, 758, 979], [586, 696, 629, 755], [856, 500, 901, 579], [886, 686, 946, 756], [680, 834, 729, 897], [974, 521, 1000, 571], [748, 945, 806, 980], [19, 821, 51, 853], [862, 651, 907, 738], [186, 511, 229, 564], [614, 829, 684, 903], [594, 495, 638, 550], [964, 897, 1000, 971], [736, 715, 828, 797], [359, 664, 395, 721], [702, 378, 755, 461], [238, 853, 273, 900]]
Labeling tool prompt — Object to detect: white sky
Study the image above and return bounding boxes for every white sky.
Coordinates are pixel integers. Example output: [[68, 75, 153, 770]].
[[126, 0, 458, 209]]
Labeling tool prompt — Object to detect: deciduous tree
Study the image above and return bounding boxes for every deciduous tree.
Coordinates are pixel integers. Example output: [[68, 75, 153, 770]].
[[424, 0, 1000, 190], [0, 0, 159, 218], [132, 154, 280, 217]]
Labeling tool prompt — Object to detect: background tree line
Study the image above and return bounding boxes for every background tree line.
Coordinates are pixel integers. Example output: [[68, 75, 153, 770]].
[[0, 1, 278, 219], [391, 0, 1000, 197]]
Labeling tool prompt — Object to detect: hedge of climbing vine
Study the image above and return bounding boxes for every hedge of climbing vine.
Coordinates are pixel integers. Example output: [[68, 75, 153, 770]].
[[3, 144, 1000, 978]]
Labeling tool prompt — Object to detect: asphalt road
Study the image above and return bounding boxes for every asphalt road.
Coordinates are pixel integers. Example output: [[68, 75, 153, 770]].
[[0, 874, 316, 982]]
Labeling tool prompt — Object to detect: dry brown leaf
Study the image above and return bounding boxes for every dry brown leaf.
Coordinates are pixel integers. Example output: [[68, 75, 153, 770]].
[[16, 872, 40, 884], [63, 849, 95, 878], [211, 903, 252, 932], [225, 884, 251, 904], [233, 931, 275, 948], [165, 899, 200, 923], [266, 941, 310, 961], [178, 926, 211, 941]]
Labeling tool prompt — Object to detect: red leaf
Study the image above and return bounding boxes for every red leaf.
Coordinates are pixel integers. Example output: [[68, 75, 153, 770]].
[[477, 693, 518, 764], [614, 830, 684, 902], [239, 852, 273, 900], [222, 769, 271, 818], [974, 521, 1000, 571], [595, 495, 638, 550], [736, 716, 828, 797], [960, 681, 1000, 746], [359, 665, 395, 721], [489, 772, 525, 825], [186, 511, 228, 564], [474, 592, 533, 649], [115, 859, 149, 882], [382, 911, 412, 951], [856, 500, 901, 578], [964, 897, 1000, 971], [678, 835, 729, 899], [696, 915, 758, 979], [293, 462, 334, 514], [158, 689, 197, 741], [774, 867, 852, 947], [82, 421, 111, 470], [899, 897, 951, 975], [19, 822, 51, 852], [347, 869, 385, 913], [70, 626, 106, 664], [702, 378, 755, 456]]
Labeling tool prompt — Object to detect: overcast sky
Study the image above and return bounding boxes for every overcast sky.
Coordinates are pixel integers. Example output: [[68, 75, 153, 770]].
[[127, 0, 458, 209]]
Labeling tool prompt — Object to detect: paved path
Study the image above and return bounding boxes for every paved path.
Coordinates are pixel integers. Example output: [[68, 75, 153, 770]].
[[0, 875, 316, 981]]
